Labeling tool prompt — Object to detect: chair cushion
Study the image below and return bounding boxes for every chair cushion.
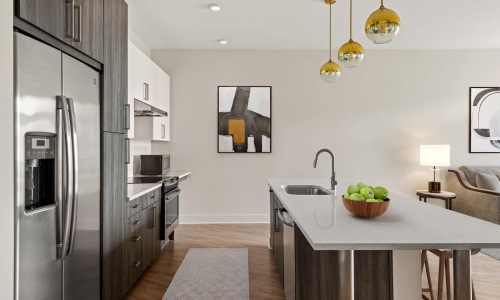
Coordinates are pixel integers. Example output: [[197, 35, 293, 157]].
[[476, 172, 500, 192], [459, 166, 500, 187]]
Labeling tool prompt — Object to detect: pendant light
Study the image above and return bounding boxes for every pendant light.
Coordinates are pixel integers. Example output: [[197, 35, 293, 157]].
[[320, 1, 341, 83], [338, 0, 364, 68], [365, 0, 400, 44]]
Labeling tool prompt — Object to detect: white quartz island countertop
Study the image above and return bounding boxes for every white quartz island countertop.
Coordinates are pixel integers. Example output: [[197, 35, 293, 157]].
[[268, 178, 500, 251]]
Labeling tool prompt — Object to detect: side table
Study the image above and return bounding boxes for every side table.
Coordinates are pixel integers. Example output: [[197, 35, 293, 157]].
[[416, 190, 456, 210]]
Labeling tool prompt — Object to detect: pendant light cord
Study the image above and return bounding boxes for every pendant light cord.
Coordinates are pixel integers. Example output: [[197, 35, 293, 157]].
[[381, 0, 384, 7], [329, 3, 332, 61], [349, 0, 352, 40]]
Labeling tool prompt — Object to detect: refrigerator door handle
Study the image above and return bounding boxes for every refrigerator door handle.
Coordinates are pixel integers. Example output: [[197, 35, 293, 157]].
[[56, 96, 66, 259], [67, 98, 79, 256], [59, 96, 74, 260]]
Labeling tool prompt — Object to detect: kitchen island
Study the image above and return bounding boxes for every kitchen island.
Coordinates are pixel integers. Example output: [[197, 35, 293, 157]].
[[268, 178, 500, 300]]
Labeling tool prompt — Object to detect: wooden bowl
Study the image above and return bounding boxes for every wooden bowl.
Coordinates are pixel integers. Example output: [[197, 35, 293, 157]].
[[342, 196, 390, 218]]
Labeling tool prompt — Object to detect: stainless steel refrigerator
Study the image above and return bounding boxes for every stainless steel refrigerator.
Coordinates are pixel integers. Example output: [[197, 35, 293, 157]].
[[14, 32, 100, 300]]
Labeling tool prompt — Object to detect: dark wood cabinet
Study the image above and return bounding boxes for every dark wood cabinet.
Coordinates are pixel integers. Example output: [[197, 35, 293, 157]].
[[270, 191, 284, 288], [15, 0, 104, 62], [70, 0, 104, 62], [102, 0, 127, 133], [124, 189, 162, 293], [294, 227, 393, 300], [102, 132, 127, 300]]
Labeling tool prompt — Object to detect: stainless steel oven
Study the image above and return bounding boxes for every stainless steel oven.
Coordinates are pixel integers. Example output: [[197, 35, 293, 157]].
[[161, 187, 180, 240]]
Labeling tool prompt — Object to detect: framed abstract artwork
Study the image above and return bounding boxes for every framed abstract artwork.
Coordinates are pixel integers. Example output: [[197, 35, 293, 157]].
[[218, 86, 272, 153], [469, 87, 500, 153]]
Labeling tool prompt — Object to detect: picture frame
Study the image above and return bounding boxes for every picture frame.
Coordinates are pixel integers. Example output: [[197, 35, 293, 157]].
[[217, 86, 272, 153], [469, 87, 500, 153]]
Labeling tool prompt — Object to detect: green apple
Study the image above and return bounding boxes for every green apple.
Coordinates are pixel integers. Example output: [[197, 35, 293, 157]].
[[373, 186, 389, 200], [368, 186, 374, 190], [347, 185, 359, 195], [376, 199, 385, 202], [359, 187, 375, 200], [357, 183, 367, 190], [349, 193, 365, 201], [344, 194, 350, 200], [366, 199, 378, 203]]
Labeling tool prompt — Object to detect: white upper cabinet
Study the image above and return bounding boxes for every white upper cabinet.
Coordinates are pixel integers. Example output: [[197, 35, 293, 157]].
[[128, 41, 171, 141]]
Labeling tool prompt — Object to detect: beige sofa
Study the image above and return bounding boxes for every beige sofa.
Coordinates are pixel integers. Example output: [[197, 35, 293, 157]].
[[446, 166, 500, 225]]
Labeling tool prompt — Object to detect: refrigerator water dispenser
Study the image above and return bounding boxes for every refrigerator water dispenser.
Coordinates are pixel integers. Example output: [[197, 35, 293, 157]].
[[24, 133, 56, 211]]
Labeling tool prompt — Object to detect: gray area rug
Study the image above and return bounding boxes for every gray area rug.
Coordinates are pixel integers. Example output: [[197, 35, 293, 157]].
[[163, 248, 249, 300], [481, 248, 500, 260]]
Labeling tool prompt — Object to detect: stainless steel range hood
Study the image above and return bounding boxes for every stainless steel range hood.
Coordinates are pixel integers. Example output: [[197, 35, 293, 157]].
[[134, 99, 168, 117]]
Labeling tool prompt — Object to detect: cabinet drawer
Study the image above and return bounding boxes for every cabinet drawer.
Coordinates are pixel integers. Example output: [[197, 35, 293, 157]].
[[126, 239, 142, 289], [128, 212, 142, 238], [145, 189, 161, 207], [127, 199, 142, 217]]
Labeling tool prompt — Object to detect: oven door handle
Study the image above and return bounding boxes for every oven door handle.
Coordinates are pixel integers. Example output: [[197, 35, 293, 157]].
[[165, 189, 181, 203]]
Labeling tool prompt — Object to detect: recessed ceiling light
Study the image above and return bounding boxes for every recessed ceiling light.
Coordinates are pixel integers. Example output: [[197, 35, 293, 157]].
[[209, 4, 221, 11], [218, 39, 229, 45]]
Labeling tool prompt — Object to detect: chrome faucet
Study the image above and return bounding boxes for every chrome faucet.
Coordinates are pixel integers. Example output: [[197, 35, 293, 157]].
[[313, 148, 337, 191]]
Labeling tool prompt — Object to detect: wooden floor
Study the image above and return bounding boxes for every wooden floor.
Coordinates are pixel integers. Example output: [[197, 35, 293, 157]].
[[124, 224, 285, 300], [422, 250, 500, 299], [124, 224, 500, 300]]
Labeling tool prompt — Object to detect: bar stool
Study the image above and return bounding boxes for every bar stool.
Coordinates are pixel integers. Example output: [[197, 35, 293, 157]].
[[428, 249, 479, 300], [421, 250, 435, 300]]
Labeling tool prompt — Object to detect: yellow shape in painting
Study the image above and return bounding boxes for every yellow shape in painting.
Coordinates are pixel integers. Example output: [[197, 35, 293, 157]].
[[228, 119, 245, 144]]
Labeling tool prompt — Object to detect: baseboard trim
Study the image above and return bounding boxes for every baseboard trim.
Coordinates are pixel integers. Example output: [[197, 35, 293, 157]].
[[180, 214, 269, 224]]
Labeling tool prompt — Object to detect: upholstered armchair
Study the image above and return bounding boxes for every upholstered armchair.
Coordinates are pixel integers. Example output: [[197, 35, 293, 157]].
[[446, 166, 500, 225]]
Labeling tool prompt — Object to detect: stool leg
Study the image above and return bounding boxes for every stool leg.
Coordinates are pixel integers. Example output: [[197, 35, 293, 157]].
[[472, 280, 476, 300], [445, 258, 451, 300], [438, 255, 445, 300], [424, 252, 435, 300]]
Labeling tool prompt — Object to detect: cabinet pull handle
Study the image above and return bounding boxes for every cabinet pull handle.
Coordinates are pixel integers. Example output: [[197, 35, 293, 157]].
[[152, 206, 157, 229], [65, 0, 74, 38], [125, 104, 130, 130], [274, 209, 279, 232], [125, 138, 130, 164], [161, 124, 165, 139], [132, 204, 139, 209], [131, 236, 141, 242], [132, 261, 141, 268], [133, 220, 141, 226], [143, 83, 149, 100], [73, 4, 82, 42]]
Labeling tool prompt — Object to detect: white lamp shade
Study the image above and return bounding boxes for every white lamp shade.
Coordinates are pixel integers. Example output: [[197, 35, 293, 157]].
[[420, 145, 450, 167]]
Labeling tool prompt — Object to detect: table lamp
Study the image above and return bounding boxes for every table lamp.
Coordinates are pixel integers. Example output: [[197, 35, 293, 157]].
[[420, 145, 450, 193]]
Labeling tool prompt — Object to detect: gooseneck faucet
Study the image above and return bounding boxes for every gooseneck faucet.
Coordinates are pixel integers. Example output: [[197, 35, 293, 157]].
[[313, 148, 337, 191]]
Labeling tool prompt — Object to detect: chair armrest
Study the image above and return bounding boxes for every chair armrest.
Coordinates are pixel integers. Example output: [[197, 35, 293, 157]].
[[447, 169, 500, 196]]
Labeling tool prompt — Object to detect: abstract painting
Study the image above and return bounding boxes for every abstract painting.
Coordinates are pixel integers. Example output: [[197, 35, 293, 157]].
[[218, 86, 271, 153], [470, 87, 500, 153]]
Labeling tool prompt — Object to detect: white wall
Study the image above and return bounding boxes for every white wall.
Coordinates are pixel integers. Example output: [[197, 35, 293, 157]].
[[151, 49, 500, 223], [1, 0, 14, 298]]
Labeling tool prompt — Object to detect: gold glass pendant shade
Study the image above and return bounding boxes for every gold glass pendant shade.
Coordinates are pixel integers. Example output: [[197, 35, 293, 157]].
[[338, 39, 364, 68], [320, 60, 342, 83], [338, 0, 364, 68], [320, 2, 341, 83], [365, 5, 400, 44]]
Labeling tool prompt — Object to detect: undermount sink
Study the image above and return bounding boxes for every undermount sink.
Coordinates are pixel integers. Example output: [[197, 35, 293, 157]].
[[282, 185, 332, 195]]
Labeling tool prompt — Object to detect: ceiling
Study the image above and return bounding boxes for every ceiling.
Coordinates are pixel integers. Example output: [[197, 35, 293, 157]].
[[127, 0, 500, 50]]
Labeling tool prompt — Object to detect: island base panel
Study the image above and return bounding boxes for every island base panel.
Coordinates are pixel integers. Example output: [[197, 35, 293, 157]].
[[295, 227, 393, 300]]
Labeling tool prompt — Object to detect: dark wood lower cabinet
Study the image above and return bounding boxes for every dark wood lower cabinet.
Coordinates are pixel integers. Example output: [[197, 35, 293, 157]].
[[102, 132, 127, 300], [295, 226, 393, 300], [124, 190, 162, 293]]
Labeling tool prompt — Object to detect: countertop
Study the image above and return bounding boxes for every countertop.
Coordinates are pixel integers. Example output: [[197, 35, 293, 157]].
[[268, 178, 500, 251], [127, 170, 191, 201]]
